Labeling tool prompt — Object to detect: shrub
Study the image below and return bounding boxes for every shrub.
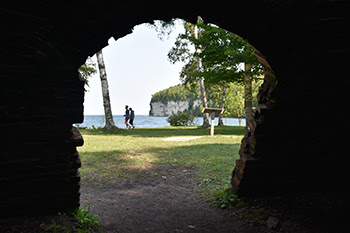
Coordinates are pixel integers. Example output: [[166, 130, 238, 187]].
[[74, 206, 101, 229], [211, 188, 240, 209], [167, 111, 195, 126]]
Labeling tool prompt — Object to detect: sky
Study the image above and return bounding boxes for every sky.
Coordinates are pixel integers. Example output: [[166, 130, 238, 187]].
[[83, 20, 185, 115]]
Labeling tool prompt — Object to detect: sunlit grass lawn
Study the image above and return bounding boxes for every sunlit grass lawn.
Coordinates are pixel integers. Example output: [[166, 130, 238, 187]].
[[77, 126, 244, 201]]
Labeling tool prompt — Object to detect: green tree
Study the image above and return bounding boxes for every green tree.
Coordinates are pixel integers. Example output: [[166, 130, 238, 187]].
[[208, 79, 262, 126], [152, 18, 263, 126], [78, 57, 97, 89], [168, 19, 263, 127], [225, 83, 245, 126], [168, 17, 210, 127], [192, 22, 263, 127], [190, 22, 263, 84]]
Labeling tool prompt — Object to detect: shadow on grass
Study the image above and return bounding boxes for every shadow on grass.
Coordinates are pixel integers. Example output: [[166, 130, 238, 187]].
[[79, 141, 241, 188], [79, 149, 129, 178], [78, 125, 245, 138]]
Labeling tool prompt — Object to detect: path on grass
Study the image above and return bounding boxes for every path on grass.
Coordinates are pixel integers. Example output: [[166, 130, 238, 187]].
[[80, 164, 272, 233]]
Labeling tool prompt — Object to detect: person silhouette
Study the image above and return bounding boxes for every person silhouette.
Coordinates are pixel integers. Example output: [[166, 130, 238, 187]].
[[129, 107, 135, 129], [124, 105, 131, 129]]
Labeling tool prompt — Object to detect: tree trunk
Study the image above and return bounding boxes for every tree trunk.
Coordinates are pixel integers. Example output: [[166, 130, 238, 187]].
[[244, 63, 252, 129], [96, 50, 118, 131], [194, 25, 210, 128], [199, 78, 210, 127], [218, 81, 226, 126]]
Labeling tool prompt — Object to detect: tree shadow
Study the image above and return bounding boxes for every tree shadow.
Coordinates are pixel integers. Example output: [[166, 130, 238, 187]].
[[78, 140, 241, 189]]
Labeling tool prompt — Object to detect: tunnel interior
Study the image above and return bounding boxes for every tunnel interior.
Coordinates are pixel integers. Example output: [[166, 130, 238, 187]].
[[0, 1, 349, 217]]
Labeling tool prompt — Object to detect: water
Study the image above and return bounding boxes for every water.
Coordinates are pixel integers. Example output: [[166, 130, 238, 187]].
[[75, 115, 246, 129]]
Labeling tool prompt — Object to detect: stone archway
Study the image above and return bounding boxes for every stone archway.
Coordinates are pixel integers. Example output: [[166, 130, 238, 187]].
[[1, 1, 348, 216]]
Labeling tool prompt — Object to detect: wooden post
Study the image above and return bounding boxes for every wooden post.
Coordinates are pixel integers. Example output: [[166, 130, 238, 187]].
[[210, 111, 215, 137], [202, 108, 224, 137]]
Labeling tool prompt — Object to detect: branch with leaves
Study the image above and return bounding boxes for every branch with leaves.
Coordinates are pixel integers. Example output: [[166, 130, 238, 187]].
[[78, 57, 97, 89]]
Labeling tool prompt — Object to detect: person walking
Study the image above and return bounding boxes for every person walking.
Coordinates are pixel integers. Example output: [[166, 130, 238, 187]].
[[129, 107, 135, 129], [124, 105, 131, 129]]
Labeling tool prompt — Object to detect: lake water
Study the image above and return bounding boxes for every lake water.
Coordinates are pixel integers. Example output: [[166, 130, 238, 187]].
[[75, 115, 246, 129]]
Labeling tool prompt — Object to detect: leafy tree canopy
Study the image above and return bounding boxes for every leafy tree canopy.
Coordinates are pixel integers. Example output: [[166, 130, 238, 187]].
[[151, 83, 201, 104], [168, 17, 263, 85]]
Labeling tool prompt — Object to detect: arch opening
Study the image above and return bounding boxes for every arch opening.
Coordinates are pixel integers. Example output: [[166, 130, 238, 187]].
[[74, 17, 277, 220], [2, 4, 348, 231], [74, 18, 275, 230]]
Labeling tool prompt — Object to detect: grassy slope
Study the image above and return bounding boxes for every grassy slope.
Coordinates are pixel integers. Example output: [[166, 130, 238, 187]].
[[77, 126, 245, 202]]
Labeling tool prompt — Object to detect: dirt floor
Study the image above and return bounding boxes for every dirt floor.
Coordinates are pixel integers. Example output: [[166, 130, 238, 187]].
[[80, 164, 273, 233], [80, 164, 349, 233], [1, 164, 349, 232]]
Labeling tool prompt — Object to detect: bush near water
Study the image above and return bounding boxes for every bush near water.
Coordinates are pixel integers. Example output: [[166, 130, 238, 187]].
[[167, 111, 195, 126]]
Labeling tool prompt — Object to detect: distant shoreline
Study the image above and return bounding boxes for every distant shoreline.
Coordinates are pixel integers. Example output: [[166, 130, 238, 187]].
[[78, 115, 246, 129], [84, 114, 246, 119]]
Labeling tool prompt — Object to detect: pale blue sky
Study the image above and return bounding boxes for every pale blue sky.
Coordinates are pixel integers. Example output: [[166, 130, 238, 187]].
[[83, 20, 185, 115]]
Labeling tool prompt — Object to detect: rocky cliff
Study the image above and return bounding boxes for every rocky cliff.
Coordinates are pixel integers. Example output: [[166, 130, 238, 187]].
[[149, 84, 203, 116], [149, 99, 202, 117]]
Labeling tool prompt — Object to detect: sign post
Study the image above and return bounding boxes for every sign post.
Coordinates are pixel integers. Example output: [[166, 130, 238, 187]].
[[202, 108, 224, 136]]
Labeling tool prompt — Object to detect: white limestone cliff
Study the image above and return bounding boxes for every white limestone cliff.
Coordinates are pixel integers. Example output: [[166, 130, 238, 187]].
[[149, 99, 201, 117]]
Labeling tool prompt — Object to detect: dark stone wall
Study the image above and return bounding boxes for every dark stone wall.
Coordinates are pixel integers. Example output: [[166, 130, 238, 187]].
[[0, 3, 85, 216], [231, 1, 350, 195], [0, 0, 348, 216]]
